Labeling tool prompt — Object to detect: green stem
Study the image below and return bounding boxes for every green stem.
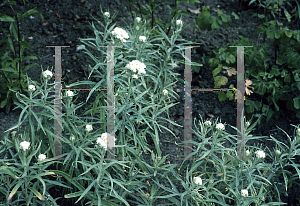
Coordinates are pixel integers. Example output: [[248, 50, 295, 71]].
[[9, 4, 22, 94], [166, 0, 178, 37]]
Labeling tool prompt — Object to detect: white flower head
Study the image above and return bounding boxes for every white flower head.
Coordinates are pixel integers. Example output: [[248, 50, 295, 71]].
[[28, 84, 36, 92], [255, 150, 266, 159], [163, 89, 168, 95], [176, 19, 183, 26], [38, 154, 46, 161], [112, 27, 129, 43], [297, 128, 300, 134], [241, 189, 248, 197], [20, 141, 30, 151], [43, 70, 53, 80], [125, 60, 146, 75], [139, 36, 146, 42], [104, 12, 110, 18], [76, 45, 86, 52], [97, 132, 109, 150], [245, 150, 250, 156], [193, 176, 202, 185], [70, 135, 75, 141], [136, 17, 141, 23], [86, 124, 93, 132], [275, 149, 281, 156], [204, 120, 211, 127], [216, 123, 225, 131], [246, 121, 250, 127], [66, 90, 74, 97], [136, 26, 139, 30], [132, 74, 138, 79]]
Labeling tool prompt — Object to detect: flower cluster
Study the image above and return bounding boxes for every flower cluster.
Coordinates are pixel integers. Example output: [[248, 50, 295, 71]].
[[163, 89, 168, 95], [255, 150, 266, 159], [66, 90, 74, 97], [86, 124, 93, 132], [112, 27, 129, 43], [193, 176, 202, 185], [28, 85, 36, 92], [136, 17, 141, 23], [139, 36, 146, 42], [241, 189, 248, 197], [104, 12, 110, 18], [97, 133, 108, 150], [38, 154, 46, 161], [43, 70, 53, 80], [216, 123, 225, 130], [20, 141, 30, 151], [204, 120, 212, 127], [125, 60, 146, 75]]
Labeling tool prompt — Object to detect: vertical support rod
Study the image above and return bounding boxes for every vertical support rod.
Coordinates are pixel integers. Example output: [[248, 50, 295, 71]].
[[107, 45, 115, 159], [184, 47, 193, 160]]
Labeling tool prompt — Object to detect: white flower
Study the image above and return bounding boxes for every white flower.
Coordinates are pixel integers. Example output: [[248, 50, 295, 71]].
[[28, 84, 36, 92], [136, 26, 139, 30], [245, 150, 250, 156], [43, 70, 53, 80], [139, 36, 146, 42], [76, 45, 86, 52], [38, 154, 46, 161], [297, 128, 300, 134], [104, 12, 110, 18], [255, 150, 266, 159], [136, 17, 141, 23], [70, 135, 75, 141], [275, 149, 281, 155], [204, 120, 211, 127], [125, 60, 146, 75], [132, 74, 138, 79], [246, 121, 250, 127], [97, 133, 109, 150], [194, 176, 202, 185], [176, 19, 183, 26], [111, 27, 129, 43], [20, 141, 30, 151], [216, 123, 225, 130], [66, 90, 74, 97], [163, 89, 168, 95], [241, 189, 248, 197], [86, 124, 93, 132]]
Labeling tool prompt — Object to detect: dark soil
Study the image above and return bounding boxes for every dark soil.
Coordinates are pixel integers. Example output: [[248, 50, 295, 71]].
[[1, 0, 300, 205]]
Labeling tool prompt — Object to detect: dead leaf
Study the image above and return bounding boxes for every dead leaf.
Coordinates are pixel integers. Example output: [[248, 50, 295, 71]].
[[188, 8, 201, 15], [42, 21, 48, 26]]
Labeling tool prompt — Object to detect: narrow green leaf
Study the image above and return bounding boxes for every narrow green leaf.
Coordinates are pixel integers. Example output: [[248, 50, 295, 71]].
[[28, 187, 45, 201]]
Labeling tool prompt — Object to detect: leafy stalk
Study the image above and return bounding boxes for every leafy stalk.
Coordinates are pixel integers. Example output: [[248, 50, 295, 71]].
[[9, 4, 22, 94]]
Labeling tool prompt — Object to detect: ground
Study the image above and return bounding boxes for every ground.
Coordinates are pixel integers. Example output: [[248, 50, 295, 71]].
[[0, 0, 300, 204]]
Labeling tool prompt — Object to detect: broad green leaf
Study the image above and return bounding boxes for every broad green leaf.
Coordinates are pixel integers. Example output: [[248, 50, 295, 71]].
[[294, 97, 300, 109], [231, 12, 239, 19], [275, 29, 282, 39], [283, 8, 291, 22], [0, 15, 15, 22], [0, 99, 7, 108], [211, 20, 219, 30]]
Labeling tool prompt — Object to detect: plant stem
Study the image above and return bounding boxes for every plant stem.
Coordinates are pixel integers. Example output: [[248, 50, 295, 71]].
[[150, 0, 154, 30], [166, 0, 177, 37], [9, 4, 22, 94]]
